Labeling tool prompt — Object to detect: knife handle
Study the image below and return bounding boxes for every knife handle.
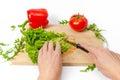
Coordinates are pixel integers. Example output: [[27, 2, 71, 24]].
[[76, 43, 89, 53]]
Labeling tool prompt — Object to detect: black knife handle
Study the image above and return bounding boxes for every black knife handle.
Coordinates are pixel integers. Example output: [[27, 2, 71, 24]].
[[76, 43, 89, 53]]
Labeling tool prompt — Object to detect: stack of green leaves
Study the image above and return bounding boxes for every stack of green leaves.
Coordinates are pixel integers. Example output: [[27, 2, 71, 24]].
[[21, 27, 71, 64]]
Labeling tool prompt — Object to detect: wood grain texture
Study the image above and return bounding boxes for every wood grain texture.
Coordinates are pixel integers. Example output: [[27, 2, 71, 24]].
[[11, 24, 103, 66]]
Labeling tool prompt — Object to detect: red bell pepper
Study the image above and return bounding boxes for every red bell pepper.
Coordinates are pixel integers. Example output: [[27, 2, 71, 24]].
[[27, 8, 49, 29], [29, 19, 49, 29]]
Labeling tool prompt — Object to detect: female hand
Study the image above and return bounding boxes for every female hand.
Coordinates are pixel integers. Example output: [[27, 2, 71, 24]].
[[38, 41, 62, 80], [81, 43, 120, 80]]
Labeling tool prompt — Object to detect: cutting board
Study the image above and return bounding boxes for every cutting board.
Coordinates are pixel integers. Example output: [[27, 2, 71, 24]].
[[11, 24, 103, 66]]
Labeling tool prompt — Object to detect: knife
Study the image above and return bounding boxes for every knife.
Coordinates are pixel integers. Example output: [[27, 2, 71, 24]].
[[66, 40, 89, 53]]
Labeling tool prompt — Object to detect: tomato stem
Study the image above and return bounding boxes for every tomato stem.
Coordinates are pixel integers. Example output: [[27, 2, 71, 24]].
[[75, 13, 80, 19]]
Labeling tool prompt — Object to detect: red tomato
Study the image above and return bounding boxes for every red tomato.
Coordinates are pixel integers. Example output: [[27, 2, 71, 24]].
[[27, 8, 48, 22], [69, 14, 88, 32], [29, 19, 49, 29]]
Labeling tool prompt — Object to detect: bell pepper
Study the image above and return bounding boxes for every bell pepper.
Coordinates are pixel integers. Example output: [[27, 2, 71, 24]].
[[27, 8, 49, 29], [29, 19, 49, 29]]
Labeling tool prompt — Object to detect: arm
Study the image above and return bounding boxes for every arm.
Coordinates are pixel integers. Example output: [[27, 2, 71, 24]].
[[81, 43, 120, 80]]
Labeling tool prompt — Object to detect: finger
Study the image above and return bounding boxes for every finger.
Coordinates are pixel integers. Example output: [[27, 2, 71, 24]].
[[55, 42, 61, 54], [42, 42, 48, 54], [38, 47, 43, 62], [89, 52, 97, 61], [114, 53, 120, 61], [48, 40, 54, 53], [39, 47, 43, 55], [116, 53, 120, 60], [108, 49, 120, 61], [80, 43, 98, 55], [80, 43, 106, 61], [109, 49, 120, 57]]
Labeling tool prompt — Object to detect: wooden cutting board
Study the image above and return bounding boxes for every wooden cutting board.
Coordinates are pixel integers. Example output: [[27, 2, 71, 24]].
[[11, 24, 103, 66]]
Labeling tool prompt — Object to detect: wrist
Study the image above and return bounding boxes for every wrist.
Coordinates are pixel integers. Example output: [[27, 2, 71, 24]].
[[38, 74, 60, 80], [38, 75, 47, 80]]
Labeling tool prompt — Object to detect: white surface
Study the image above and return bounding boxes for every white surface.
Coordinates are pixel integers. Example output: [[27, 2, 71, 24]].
[[0, 0, 120, 80]]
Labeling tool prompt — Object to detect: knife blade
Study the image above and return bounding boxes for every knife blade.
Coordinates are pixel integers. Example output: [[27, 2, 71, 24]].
[[66, 40, 89, 53]]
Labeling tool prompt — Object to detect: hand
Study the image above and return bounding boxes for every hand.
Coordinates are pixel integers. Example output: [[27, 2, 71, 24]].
[[38, 41, 62, 80], [81, 43, 120, 80]]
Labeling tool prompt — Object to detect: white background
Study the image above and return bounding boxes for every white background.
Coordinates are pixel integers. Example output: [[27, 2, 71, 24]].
[[0, 0, 120, 80]]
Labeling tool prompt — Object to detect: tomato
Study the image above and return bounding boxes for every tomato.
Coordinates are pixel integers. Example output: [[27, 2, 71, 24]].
[[69, 14, 88, 32], [27, 8, 49, 29], [27, 8, 48, 22], [29, 19, 49, 29]]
